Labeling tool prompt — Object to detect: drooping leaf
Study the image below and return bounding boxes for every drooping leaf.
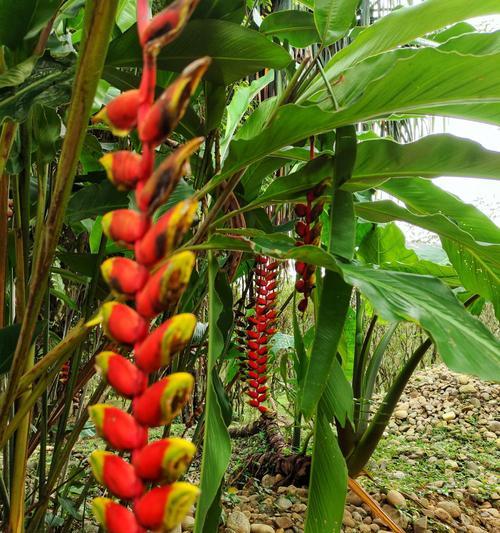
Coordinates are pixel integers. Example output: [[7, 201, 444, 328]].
[[314, 0, 359, 46], [339, 263, 500, 381], [260, 10, 320, 48], [355, 200, 500, 317], [106, 20, 291, 85], [351, 134, 500, 190], [222, 50, 500, 180], [302, 0, 500, 100]]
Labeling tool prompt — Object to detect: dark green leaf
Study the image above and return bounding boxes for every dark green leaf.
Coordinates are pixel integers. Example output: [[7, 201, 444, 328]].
[[260, 10, 320, 48], [106, 20, 291, 85], [66, 181, 129, 222]]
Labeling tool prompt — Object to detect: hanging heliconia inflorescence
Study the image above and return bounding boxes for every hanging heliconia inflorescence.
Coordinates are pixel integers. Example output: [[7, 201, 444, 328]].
[[245, 256, 279, 413], [88, 1, 209, 532]]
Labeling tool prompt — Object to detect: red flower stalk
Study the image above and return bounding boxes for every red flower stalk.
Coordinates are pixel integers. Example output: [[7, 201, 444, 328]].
[[294, 180, 326, 312], [245, 256, 279, 413], [88, 1, 207, 530]]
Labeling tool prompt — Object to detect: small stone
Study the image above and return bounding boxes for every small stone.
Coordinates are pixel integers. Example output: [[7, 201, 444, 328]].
[[413, 516, 427, 532], [343, 510, 356, 528], [346, 492, 363, 506], [386, 490, 406, 508], [442, 411, 456, 421], [459, 384, 476, 394], [227, 510, 251, 533], [275, 497, 293, 511], [274, 517, 293, 529], [182, 516, 195, 531], [457, 375, 470, 385], [262, 475, 275, 489], [437, 501, 461, 519], [394, 410, 408, 420], [251, 525, 275, 533], [444, 459, 459, 470], [488, 420, 500, 433], [434, 507, 452, 523]]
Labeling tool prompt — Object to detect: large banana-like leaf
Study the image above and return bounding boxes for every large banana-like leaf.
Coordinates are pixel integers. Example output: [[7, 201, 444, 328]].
[[106, 20, 291, 85], [260, 10, 320, 48], [221, 50, 500, 178], [301, 0, 500, 101], [314, 0, 359, 46], [189, 236, 500, 381], [438, 30, 500, 55], [381, 178, 500, 317]]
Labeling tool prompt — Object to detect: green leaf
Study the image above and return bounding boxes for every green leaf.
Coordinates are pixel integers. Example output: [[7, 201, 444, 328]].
[[32, 103, 61, 164], [0, 0, 60, 49], [195, 254, 232, 533], [438, 30, 500, 55], [0, 59, 74, 125], [194, 0, 245, 23], [301, 270, 353, 419], [314, 0, 359, 46], [351, 134, 500, 190], [65, 181, 129, 222], [116, 0, 137, 32], [222, 70, 274, 158], [305, 403, 347, 533], [260, 10, 320, 48], [340, 263, 500, 381], [0, 322, 45, 374], [106, 20, 291, 85], [0, 57, 37, 88], [302, 0, 500, 100], [381, 177, 500, 244], [222, 50, 500, 177], [358, 223, 418, 266]]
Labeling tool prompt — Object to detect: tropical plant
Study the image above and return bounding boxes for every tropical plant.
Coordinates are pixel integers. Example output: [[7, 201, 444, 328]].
[[0, 0, 499, 532]]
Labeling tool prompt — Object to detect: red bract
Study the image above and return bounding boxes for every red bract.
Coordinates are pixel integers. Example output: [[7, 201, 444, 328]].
[[90, 451, 144, 500], [89, 405, 148, 450], [135, 251, 195, 318], [90, 2, 203, 530], [92, 90, 141, 137], [132, 437, 196, 483], [245, 256, 279, 412], [133, 373, 194, 427], [134, 482, 200, 530], [139, 58, 211, 147], [102, 209, 149, 248], [294, 178, 326, 311], [95, 352, 147, 398], [100, 302, 148, 345], [135, 199, 198, 267], [134, 313, 197, 373], [136, 138, 203, 214], [100, 151, 143, 191], [101, 257, 149, 300], [92, 498, 145, 533]]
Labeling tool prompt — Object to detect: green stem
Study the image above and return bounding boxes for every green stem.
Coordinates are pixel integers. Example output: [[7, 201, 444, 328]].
[[346, 338, 433, 476], [0, 0, 119, 435]]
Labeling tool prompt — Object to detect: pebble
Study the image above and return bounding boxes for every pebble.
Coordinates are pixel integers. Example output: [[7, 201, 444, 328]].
[[275, 497, 293, 511], [250, 525, 275, 533], [442, 410, 457, 421], [386, 490, 406, 508], [227, 510, 251, 533], [437, 500, 461, 518]]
